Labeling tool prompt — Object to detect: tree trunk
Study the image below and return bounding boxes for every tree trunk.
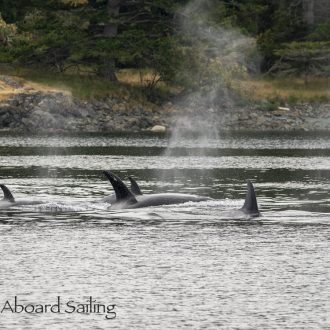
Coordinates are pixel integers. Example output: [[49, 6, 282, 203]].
[[303, 0, 314, 28], [97, 0, 124, 81], [104, 0, 122, 37]]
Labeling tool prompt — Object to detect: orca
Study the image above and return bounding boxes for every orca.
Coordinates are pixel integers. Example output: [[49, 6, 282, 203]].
[[215, 180, 260, 219], [103, 171, 260, 217], [103, 170, 211, 208], [100, 176, 142, 204], [128, 177, 143, 195], [0, 184, 15, 203], [0, 184, 44, 208], [240, 180, 260, 217]]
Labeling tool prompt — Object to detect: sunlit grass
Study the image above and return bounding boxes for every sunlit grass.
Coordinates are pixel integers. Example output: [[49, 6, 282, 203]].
[[117, 68, 159, 85], [0, 79, 25, 101], [117, 68, 182, 98]]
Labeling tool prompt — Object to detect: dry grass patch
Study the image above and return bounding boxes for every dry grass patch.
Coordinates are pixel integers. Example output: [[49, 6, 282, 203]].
[[0, 76, 69, 102], [235, 77, 330, 103], [117, 69, 160, 86]]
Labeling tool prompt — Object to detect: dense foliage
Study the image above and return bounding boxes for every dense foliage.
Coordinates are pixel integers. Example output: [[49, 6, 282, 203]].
[[0, 0, 329, 88]]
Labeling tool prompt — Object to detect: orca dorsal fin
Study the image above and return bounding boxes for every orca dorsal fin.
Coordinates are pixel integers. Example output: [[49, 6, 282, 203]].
[[103, 171, 137, 205], [128, 177, 143, 195], [241, 180, 259, 216], [0, 184, 15, 203]]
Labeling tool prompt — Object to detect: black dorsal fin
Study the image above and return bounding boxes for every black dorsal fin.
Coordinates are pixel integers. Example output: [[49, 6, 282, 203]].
[[0, 184, 15, 203], [128, 177, 143, 195], [241, 180, 259, 216], [103, 171, 137, 205]]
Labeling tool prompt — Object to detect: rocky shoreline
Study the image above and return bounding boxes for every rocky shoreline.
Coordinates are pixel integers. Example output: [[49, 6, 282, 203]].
[[0, 76, 329, 133]]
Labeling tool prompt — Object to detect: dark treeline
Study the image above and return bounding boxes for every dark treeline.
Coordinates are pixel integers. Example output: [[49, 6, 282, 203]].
[[0, 0, 329, 87]]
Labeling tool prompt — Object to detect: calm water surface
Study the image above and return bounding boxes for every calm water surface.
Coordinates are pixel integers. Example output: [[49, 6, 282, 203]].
[[0, 131, 329, 329]]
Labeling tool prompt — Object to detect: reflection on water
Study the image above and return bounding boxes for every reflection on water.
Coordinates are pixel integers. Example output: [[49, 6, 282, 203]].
[[0, 131, 329, 329]]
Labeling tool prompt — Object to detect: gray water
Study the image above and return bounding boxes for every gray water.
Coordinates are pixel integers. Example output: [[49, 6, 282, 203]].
[[0, 131, 329, 329]]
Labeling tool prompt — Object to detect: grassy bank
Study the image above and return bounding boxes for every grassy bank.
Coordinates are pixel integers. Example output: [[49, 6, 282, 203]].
[[235, 77, 330, 104], [0, 65, 178, 104], [0, 65, 329, 105]]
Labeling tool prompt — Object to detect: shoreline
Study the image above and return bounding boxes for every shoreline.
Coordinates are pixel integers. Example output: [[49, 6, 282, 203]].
[[0, 76, 329, 133]]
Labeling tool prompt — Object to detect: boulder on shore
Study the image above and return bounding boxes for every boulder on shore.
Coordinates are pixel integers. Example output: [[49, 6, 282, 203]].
[[150, 125, 166, 133]]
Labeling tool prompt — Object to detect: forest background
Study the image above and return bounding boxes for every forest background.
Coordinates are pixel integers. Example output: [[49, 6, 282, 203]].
[[0, 0, 329, 104]]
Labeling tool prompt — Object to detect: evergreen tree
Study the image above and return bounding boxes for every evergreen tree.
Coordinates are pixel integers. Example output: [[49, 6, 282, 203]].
[[0, 0, 329, 84]]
